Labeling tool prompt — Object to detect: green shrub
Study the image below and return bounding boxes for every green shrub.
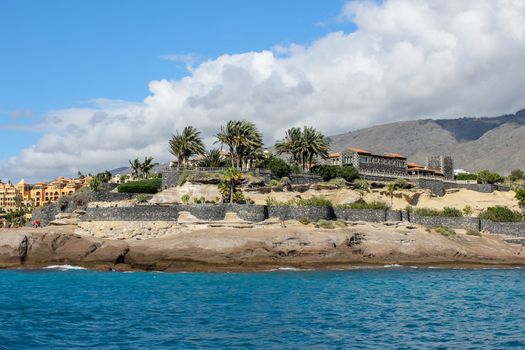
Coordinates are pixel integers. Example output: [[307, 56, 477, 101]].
[[479, 206, 523, 222], [477, 170, 504, 184], [328, 178, 347, 188], [456, 173, 478, 181], [509, 169, 524, 182], [181, 194, 190, 204], [337, 201, 390, 210], [193, 196, 205, 204], [265, 196, 333, 207], [256, 156, 291, 178], [466, 229, 481, 237], [405, 205, 414, 213], [353, 179, 369, 190], [117, 178, 162, 194], [395, 178, 411, 189], [135, 194, 147, 203], [269, 179, 280, 187], [316, 220, 335, 229], [298, 217, 310, 225], [435, 226, 456, 238], [232, 191, 245, 203], [311, 165, 359, 182], [462, 205, 473, 216], [515, 188, 525, 208], [414, 207, 462, 217], [334, 220, 347, 228]]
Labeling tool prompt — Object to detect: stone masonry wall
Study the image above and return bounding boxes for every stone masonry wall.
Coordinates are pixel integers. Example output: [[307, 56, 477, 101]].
[[480, 220, 525, 237], [79, 204, 524, 237], [410, 214, 481, 231], [333, 208, 387, 222]]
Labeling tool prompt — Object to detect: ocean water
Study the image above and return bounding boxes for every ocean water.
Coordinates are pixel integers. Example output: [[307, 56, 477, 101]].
[[0, 267, 524, 349]]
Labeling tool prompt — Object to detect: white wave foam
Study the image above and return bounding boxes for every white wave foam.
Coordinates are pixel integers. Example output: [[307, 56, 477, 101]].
[[44, 265, 86, 271], [383, 264, 402, 268]]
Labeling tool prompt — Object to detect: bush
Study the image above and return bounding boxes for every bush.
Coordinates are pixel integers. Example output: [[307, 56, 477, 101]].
[[435, 226, 456, 238], [414, 207, 463, 217], [316, 220, 335, 229], [456, 173, 477, 181], [337, 201, 390, 210], [462, 205, 473, 216], [181, 194, 190, 204], [117, 178, 162, 194], [298, 217, 310, 225], [265, 196, 333, 207], [135, 194, 147, 203], [395, 178, 411, 189], [328, 178, 347, 188], [311, 165, 359, 182], [352, 179, 369, 190], [256, 156, 291, 178], [477, 170, 504, 184], [509, 169, 524, 182], [193, 196, 205, 204], [515, 188, 525, 208], [479, 206, 523, 222]]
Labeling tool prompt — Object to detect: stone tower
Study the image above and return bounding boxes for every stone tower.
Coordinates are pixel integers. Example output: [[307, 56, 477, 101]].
[[426, 155, 454, 180]]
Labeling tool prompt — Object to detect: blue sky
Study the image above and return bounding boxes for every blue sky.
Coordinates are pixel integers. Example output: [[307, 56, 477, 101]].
[[2, 0, 524, 182], [0, 0, 354, 159]]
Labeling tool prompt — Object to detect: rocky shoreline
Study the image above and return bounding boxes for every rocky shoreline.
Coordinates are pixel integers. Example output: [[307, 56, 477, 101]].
[[1, 222, 524, 272]]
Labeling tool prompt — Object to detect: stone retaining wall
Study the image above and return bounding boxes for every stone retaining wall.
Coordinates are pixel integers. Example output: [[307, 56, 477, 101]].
[[334, 208, 387, 222], [480, 220, 525, 237], [267, 206, 334, 222], [410, 214, 481, 231], [79, 204, 525, 238]]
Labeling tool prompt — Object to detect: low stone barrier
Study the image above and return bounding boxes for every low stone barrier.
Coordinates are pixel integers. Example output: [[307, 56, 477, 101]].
[[333, 208, 387, 222], [480, 220, 525, 237], [386, 210, 403, 222], [267, 206, 334, 221], [410, 214, 480, 231], [82, 206, 178, 221]]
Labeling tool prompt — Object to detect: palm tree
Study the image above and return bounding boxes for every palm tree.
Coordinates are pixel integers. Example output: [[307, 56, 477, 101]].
[[141, 156, 158, 178], [302, 126, 329, 170], [216, 120, 263, 169], [275, 127, 302, 165], [387, 182, 399, 207], [129, 158, 142, 178], [198, 149, 227, 168], [275, 126, 329, 171], [169, 126, 206, 168]]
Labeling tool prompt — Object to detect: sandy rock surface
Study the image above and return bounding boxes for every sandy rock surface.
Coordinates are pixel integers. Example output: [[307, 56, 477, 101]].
[[1, 222, 523, 272]]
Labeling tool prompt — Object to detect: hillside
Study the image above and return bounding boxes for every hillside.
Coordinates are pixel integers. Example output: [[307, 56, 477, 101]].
[[327, 108, 525, 173]]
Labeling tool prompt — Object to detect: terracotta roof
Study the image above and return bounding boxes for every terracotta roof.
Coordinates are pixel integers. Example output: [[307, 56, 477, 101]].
[[348, 148, 371, 155], [384, 153, 407, 159], [327, 152, 342, 158]]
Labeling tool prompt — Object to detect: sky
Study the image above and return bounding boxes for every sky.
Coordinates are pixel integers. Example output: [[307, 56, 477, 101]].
[[1, 0, 525, 182]]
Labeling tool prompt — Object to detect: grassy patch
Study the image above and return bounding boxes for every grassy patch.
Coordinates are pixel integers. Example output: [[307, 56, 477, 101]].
[[316, 220, 335, 229], [434, 226, 456, 238], [298, 217, 310, 225], [337, 200, 390, 210], [479, 206, 524, 222], [266, 196, 333, 207], [414, 207, 463, 217]]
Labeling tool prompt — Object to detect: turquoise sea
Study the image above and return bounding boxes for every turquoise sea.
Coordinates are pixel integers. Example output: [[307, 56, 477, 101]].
[[0, 267, 524, 349]]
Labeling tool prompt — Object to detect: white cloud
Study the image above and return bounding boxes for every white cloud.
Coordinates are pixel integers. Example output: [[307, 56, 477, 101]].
[[3, 0, 525, 181]]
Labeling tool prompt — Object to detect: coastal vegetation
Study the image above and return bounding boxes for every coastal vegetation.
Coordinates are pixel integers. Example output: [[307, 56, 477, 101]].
[[414, 207, 463, 217], [265, 196, 333, 207], [219, 168, 244, 203], [337, 201, 390, 210], [310, 165, 359, 182], [479, 206, 524, 222], [118, 178, 162, 194]]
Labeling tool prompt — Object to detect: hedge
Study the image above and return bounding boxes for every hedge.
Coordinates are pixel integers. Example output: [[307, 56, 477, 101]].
[[117, 179, 162, 194]]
